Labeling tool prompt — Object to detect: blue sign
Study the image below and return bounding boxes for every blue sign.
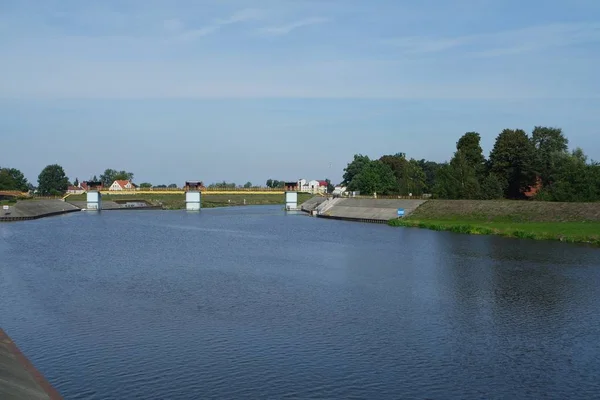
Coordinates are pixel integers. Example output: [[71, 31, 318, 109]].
[[397, 208, 405, 217]]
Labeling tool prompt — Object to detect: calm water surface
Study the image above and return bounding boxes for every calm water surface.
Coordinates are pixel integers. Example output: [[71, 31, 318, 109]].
[[1, 206, 600, 399]]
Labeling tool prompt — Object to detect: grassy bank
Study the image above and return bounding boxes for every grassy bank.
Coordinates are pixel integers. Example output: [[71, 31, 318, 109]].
[[389, 200, 600, 245], [66, 193, 314, 210]]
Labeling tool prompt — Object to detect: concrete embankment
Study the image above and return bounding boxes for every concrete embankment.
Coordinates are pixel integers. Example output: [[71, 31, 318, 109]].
[[0, 199, 161, 222], [0, 329, 63, 399], [299, 196, 327, 213], [305, 198, 428, 223], [0, 200, 80, 222]]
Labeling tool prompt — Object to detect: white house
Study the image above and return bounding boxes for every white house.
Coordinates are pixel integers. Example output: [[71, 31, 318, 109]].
[[297, 179, 308, 192], [109, 180, 136, 191], [307, 180, 328, 194], [332, 186, 347, 197], [66, 185, 85, 195]]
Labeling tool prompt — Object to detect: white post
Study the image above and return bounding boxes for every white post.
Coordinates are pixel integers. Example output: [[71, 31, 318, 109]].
[[86, 190, 102, 211], [185, 191, 201, 211], [285, 191, 298, 210]]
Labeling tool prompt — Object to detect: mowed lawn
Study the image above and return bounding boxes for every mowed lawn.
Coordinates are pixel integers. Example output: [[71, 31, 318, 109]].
[[389, 200, 600, 245]]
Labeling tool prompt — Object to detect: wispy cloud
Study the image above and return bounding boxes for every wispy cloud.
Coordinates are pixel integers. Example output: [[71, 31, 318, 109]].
[[172, 8, 264, 41], [163, 18, 184, 33], [258, 17, 329, 36], [384, 22, 600, 57]]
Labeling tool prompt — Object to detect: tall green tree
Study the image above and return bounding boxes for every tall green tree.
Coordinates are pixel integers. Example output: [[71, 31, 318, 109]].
[[416, 159, 441, 194], [488, 129, 536, 199], [243, 182, 253, 188], [530, 126, 569, 186], [380, 153, 408, 194], [434, 150, 481, 199], [348, 160, 396, 195], [343, 154, 371, 186], [0, 167, 29, 192], [73, 177, 79, 187], [479, 173, 504, 199], [535, 149, 600, 202], [37, 164, 69, 195], [406, 159, 426, 195], [456, 132, 486, 178]]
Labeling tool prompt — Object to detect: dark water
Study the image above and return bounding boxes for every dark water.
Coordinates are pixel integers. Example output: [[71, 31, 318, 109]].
[[1, 207, 600, 399]]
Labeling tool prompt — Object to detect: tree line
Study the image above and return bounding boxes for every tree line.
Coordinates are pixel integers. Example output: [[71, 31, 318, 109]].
[[0, 163, 267, 195], [343, 126, 600, 202]]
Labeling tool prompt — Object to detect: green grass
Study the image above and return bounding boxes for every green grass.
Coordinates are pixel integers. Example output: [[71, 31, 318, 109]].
[[388, 217, 600, 246], [66, 193, 314, 210]]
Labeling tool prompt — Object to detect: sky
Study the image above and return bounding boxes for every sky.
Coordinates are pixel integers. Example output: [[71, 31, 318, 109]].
[[1, 0, 599, 186]]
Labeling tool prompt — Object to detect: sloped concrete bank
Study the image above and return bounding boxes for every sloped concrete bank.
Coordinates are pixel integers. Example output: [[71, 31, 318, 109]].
[[0, 200, 80, 222], [0, 199, 161, 222], [0, 328, 63, 399], [303, 198, 428, 223]]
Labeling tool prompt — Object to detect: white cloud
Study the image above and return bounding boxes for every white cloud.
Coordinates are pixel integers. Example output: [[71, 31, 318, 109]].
[[384, 22, 600, 57], [163, 18, 184, 32], [216, 8, 264, 25], [258, 17, 329, 36], [169, 8, 264, 41]]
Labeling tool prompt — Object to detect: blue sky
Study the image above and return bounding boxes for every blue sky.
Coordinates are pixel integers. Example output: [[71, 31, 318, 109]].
[[1, 0, 599, 185]]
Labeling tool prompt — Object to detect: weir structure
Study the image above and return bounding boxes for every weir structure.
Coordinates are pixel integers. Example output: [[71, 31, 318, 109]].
[[85, 181, 103, 211], [184, 181, 202, 211], [285, 191, 298, 211]]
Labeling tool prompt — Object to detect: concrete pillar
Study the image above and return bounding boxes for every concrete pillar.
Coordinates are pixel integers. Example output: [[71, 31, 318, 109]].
[[186, 191, 201, 211], [285, 191, 298, 210], [86, 190, 102, 211]]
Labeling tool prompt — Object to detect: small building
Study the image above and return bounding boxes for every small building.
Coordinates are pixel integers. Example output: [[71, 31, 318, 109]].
[[307, 180, 328, 194], [332, 186, 347, 197], [184, 181, 204, 191], [66, 185, 85, 195], [81, 181, 102, 191], [83, 181, 103, 191], [284, 182, 299, 191], [109, 180, 137, 191]]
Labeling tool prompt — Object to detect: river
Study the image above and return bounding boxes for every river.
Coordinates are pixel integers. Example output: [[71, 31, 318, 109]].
[[1, 206, 599, 399]]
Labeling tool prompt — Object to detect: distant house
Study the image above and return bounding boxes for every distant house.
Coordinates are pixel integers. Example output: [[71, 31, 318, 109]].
[[109, 180, 137, 191], [81, 181, 103, 191], [184, 181, 204, 191], [297, 179, 308, 192], [332, 186, 347, 197], [284, 182, 299, 191], [307, 180, 328, 194], [66, 185, 84, 194], [524, 177, 543, 198]]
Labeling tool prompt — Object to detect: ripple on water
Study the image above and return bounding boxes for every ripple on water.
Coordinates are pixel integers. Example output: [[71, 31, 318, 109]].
[[1, 208, 600, 399]]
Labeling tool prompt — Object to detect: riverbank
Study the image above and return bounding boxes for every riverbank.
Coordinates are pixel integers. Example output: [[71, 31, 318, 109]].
[[389, 200, 600, 245], [0, 328, 63, 399]]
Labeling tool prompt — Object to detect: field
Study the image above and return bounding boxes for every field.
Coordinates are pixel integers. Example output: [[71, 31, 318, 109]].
[[389, 200, 600, 245], [65, 192, 314, 210]]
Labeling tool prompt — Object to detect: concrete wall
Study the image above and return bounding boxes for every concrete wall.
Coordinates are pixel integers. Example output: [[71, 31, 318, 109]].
[[305, 198, 428, 222]]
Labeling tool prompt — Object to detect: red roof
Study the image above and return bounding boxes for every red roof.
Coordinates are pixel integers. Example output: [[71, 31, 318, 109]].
[[113, 180, 135, 188], [318, 180, 328, 186], [524, 177, 542, 198]]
